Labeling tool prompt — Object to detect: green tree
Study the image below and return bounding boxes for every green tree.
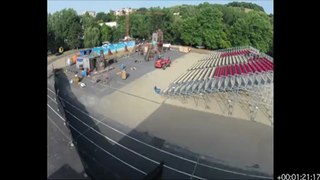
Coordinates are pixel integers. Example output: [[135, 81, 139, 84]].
[[47, 26, 57, 53], [67, 22, 82, 49], [227, 1, 265, 12], [100, 24, 112, 42], [149, 7, 166, 30], [112, 16, 126, 42], [180, 6, 231, 49], [161, 8, 177, 43], [48, 9, 82, 50], [230, 18, 251, 46], [136, 7, 148, 14], [81, 12, 98, 29], [47, 14, 57, 53], [48, 12, 65, 50], [129, 13, 151, 39], [165, 16, 183, 44], [219, 6, 244, 26], [269, 13, 273, 24], [96, 12, 108, 22], [230, 11, 272, 52], [106, 12, 116, 22], [84, 27, 101, 48], [48, 3, 273, 53], [198, 7, 231, 49], [177, 5, 197, 19], [180, 17, 203, 46]]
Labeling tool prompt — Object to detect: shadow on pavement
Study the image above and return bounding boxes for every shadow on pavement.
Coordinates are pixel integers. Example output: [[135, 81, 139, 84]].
[[128, 103, 273, 179], [50, 66, 272, 179], [48, 164, 88, 179], [49, 44, 273, 179], [52, 68, 164, 179]]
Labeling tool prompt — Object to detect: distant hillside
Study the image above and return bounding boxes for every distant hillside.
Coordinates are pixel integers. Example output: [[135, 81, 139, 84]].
[[226, 1, 265, 12]]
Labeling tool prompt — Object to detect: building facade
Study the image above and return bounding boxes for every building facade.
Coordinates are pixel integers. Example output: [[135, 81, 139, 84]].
[[114, 8, 135, 16]]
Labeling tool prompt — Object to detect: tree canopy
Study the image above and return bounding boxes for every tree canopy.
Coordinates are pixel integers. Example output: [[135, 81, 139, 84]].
[[100, 24, 112, 43], [227, 1, 265, 12], [47, 9, 82, 53], [48, 2, 273, 54], [95, 12, 108, 22], [84, 27, 100, 48]]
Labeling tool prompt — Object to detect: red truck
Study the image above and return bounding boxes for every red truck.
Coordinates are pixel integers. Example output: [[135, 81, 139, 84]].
[[155, 56, 171, 70]]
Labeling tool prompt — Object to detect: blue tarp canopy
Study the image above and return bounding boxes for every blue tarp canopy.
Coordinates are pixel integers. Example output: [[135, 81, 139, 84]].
[[92, 41, 135, 55]]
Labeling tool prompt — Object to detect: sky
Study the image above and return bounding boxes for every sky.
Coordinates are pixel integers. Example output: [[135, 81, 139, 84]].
[[48, 0, 273, 15]]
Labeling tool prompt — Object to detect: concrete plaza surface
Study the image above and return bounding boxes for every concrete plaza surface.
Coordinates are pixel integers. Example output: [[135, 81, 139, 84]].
[[47, 49, 273, 178]]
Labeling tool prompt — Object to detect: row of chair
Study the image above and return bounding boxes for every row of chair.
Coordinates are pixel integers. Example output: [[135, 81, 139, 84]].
[[216, 46, 252, 52], [164, 70, 273, 96], [189, 55, 248, 70], [165, 62, 273, 95], [162, 47, 273, 96], [186, 58, 273, 83], [220, 50, 251, 57], [199, 53, 220, 61]]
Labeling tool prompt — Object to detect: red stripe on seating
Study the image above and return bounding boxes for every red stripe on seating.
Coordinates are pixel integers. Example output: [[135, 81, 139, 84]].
[[262, 60, 272, 71], [248, 62, 256, 73], [244, 63, 249, 74], [244, 63, 251, 73], [239, 64, 245, 74], [219, 66, 225, 77], [214, 66, 220, 78], [267, 60, 274, 68], [261, 60, 272, 70], [225, 65, 229, 76], [263, 59, 274, 69], [256, 60, 267, 71], [256, 60, 268, 72], [235, 64, 239, 75], [230, 65, 234, 76], [252, 61, 262, 72]]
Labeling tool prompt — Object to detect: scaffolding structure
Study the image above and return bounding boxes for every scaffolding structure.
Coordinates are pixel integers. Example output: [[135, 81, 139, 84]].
[[161, 46, 273, 123]]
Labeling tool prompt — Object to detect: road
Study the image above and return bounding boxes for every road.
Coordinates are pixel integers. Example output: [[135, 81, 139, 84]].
[[47, 69, 273, 179]]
